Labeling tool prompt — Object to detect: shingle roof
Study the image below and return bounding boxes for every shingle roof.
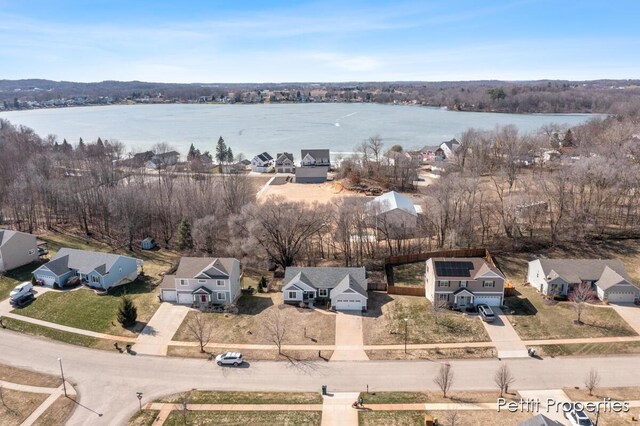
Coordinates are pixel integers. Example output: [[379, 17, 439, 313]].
[[175, 257, 237, 279], [429, 258, 504, 280], [254, 152, 273, 163], [535, 259, 633, 285], [0, 230, 17, 247], [276, 152, 294, 165], [301, 149, 330, 164], [595, 265, 633, 290], [284, 267, 367, 294], [295, 166, 328, 178], [39, 248, 138, 276], [332, 274, 368, 297], [366, 191, 418, 216]]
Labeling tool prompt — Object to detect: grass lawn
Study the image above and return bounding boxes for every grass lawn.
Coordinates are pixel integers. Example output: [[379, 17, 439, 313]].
[[156, 391, 323, 405], [564, 386, 640, 402], [172, 293, 335, 345], [32, 396, 76, 426], [504, 285, 637, 340], [362, 292, 489, 345], [358, 410, 531, 426], [128, 410, 159, 426], [0, 363, 61, 388], [167, 345, 333, 361], [164, 411, 321, 426], [12, 279, 158, 337], [0, 262, 44, 301], [365, 347, 496, 360], [0, 389, 49, 426], [392, 263, 424, 287], [533, 341, 640, 357], [360, 390, 516, 404]]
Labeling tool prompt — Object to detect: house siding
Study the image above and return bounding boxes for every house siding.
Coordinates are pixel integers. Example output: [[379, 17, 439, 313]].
[[0, 232, 38, 272]]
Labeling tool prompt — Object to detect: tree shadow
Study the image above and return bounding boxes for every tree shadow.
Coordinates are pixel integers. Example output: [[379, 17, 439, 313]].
[[363, 291, 394, 318], [236, 294, 274, 315], [503, 296, 538, 316]]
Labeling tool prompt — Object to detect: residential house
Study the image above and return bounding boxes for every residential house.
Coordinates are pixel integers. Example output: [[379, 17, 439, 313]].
[[130, 151, 154, 167], [438, 138, 461, 160], [250, 152, 274, 173], [145, 151, 180, 169], [160, 257, 241, 307], [33, 248, 141, 290], [517, 414, 562, 426], [275, 152, 295, 173], [282, 266, 367, 311], [366, 191, 421, 232], [295, 166, 328, 183], [419, 145, 441, 162], [526, 259, 640, 302], [425, 258, 506, 308], [300, 149, 330, 167], [0, 229, 38, 273]]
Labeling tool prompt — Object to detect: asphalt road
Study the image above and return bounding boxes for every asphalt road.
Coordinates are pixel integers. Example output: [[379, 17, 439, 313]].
[[2, 329, 640, 425]]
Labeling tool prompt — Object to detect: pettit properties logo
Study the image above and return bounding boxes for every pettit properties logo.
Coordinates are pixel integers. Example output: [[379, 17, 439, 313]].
[[497, 397, 630, 414]]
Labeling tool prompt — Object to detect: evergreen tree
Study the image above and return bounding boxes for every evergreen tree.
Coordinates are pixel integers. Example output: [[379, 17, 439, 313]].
[[78, 138, 86, 152], [563, 129, 575, 147], [215, 137, 227, 164], [175, 218, 194, 250], [117, 295, 138, 328], [225, 147, 234, 163], [188, 143, 197, 161], [61, 139, 72, 153]]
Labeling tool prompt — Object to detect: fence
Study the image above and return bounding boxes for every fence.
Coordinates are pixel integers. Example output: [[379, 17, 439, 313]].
[[387, 286, 425, 297], [367, 282, 388, 291]]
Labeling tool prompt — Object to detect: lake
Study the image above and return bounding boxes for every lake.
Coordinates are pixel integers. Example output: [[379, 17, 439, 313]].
[[0, 103, 599, 158]]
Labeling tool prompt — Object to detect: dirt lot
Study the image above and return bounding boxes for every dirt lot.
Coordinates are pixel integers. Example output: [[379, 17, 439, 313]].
[[172, 292, 335, 345], [392, 263, 424, 287], [259, 180, 367, 204], [363, 292, 490, 345], [0, 389, 48, 426]]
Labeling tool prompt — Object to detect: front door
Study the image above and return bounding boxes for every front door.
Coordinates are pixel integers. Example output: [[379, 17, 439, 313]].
[[458, 296, 467, 307], [200, 295, 208, 303]]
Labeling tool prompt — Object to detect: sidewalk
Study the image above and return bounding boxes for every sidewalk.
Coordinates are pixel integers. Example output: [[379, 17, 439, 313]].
[[482, 308, 529, 358], [0, 377, 77, 426], [321, 392, 360, 426], [330, 312, 369, 361]]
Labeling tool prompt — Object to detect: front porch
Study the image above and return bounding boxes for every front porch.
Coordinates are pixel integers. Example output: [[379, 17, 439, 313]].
[[452, 288, 475, 309]]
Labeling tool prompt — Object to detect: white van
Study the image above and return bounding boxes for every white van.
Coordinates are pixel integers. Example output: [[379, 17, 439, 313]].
[[10, 282, 34, 301]]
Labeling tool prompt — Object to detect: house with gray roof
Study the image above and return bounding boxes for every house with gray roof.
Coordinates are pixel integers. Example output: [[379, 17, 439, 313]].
[[0, 229, 38, 273], [160, 257, 241, 307], [275, 152, 295, 173], [282, 266, 367, 311], [295, 166, 328, 183], [145, 151, 180, 169], [527, 258, 640, 303], [425, 258, 506, 309], [251, 152, 274, 173], [33, 248, 141, 290], [300, 149, 330, 167]]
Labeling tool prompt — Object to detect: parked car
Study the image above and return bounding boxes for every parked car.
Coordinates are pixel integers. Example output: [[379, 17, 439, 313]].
[[10, 292, 35, 308], [477, 304, 495, 322], [215, 352, 243, 366], [10, 282, 33, 301], [562, 403, 594, 426]]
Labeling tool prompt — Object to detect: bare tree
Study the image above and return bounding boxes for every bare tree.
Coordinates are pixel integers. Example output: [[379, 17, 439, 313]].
[[443, 410, 460, 426], [184, 312, 214, 353], [434, 363, 454, 398], [494, 364, 516, 397], [585, 368, 600, 396], [431, 299, 449, 327], [569, 283, 596, 324], [263, 308, 288, 355]]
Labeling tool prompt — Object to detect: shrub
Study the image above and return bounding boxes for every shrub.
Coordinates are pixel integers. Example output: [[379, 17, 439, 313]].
[[117, 295, 138, 328]]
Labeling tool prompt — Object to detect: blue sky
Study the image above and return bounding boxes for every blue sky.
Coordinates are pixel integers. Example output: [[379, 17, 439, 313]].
[[0, 0, 638, 82]]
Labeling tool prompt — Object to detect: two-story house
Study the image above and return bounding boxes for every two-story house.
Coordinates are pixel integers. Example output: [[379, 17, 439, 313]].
[[33, 248, 141, 290], [160, 257, 241, 307], [275, 152, 295, 173], [365, 191, 421, 233], [300, 149, 330, 167], [424, 257, 505, 309], [0, 229, 38, 273], [250, 152, 274, 173], [145, 151, 180, 169]]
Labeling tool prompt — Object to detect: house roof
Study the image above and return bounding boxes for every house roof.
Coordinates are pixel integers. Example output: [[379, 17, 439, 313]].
[[332, 274, 368, 297], [301, 149, 330, 163], [595, 265, 633, 290], [253, 152, 273, 162], [419, 145, 441, 153], [154, 151, 179, 159], [295, 166, 328, 178], [284, 267, 367, 294], [440, 138, 461, 152], [160, 274, 176, 290], [192, 286, 213, 295], [174, 257, 238, 280], [0, 229, 17, 248], [275, 152, 294, 164], [39, 248, 138, 276], [429, 258, 505, 280], [366, 191, 418, 217], [453, 287, 474, 296], [517, 414, 562, 426], [534, 259, 633, 286]]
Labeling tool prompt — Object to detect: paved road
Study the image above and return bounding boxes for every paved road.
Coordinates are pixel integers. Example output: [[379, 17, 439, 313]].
[[2, 329, 640, 426]]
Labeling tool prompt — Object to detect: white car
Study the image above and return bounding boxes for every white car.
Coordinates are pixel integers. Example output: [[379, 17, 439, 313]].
[[215, 352, 243, 366], [562, 403, 594, 426], [10, 282, 33, 301]]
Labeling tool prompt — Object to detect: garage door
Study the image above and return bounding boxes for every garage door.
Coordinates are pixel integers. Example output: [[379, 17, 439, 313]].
[[335, 299, 362, 311], [162, 290, 177, 302], [38, 275, 55, 287], [474, 295, 502, 306], [607, 292, 636, 303], [177, 293, 193, 305]]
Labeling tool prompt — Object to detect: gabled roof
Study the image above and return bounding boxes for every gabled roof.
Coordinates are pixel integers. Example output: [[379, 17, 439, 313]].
[[301, 149, 330, 163], [0, 229, 35, 249], [453, 287, 474, 296], [419, 145, 441, 153], [440, 138, 461, 152], [284, 267, 367, 295], [366, 191, 418, 217], [154, 151, 180, 159], [518, 414, 562, 426], [192, 286, 213, 295], [332, 274, 368, 297], [597, 265, 633, 290], [429, 258, 505, 280], [534, 259, 633, 285], [253, 152, 273, 162], [175, 257, 238, 280], [38, 248, 138, 277], [275, 152, 294, 164]]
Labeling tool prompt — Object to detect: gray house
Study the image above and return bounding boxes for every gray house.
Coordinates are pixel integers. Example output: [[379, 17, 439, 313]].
[[275, 152, 295, 173], [33, 248, 141, 290], [0, 229, 38, 273], [282, 266, 367, 311], [160, 257, 241, 307], [527, 258, 640, 303]]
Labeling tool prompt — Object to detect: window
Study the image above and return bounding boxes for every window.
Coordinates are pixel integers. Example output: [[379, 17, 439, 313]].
[[217, 280, 225, 286], [318, 289, 329, 297], [288, 291, 297, 299], [483, 281, 495, 288], [217, 293, 226, 301], [460, 281, 467, 288], [198, 279, 206, 283], [179, 279, 188, 286], [438, 294, 449, 301], [437, 281, 450, 287], [119, 268, 122, 273], [91, 275, 100, 283], [28, 249, 36, 255]]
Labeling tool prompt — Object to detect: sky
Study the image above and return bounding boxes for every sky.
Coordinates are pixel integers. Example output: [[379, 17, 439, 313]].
[[0, 0, 639, 83]]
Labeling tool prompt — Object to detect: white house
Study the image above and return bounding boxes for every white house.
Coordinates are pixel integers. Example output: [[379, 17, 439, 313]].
[[0, 229, 38, 273], [438, 138, 461, 159], [145, 151, 180, 169], [160, 257, 241, 307], [275, 152, 295, 173], [250, 152, 274, 173], [300, 149, 330, 167], [366, 191, 421, 231], [425, 258, 506, 309], [527, 258, 640, 303], [282, 266, 367, 311]]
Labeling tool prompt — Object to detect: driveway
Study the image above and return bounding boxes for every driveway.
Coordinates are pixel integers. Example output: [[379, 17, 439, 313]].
[[133, 303, 190, 356], [610, 303, 640, 334], [481, 308, 529, 358], [0, 286, 53, 316], [330, 312, 369, 361]]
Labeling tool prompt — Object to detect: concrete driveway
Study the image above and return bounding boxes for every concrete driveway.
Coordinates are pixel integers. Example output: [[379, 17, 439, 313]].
[[481, 308, 529, 358], [610, 303, 640, 334], [330, 312, 369, 361], [133, 303, 190, 356]]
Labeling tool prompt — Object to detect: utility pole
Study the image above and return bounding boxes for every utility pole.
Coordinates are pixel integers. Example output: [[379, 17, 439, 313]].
[[57, 358, 67, 397], [404, 318, 408, 354]]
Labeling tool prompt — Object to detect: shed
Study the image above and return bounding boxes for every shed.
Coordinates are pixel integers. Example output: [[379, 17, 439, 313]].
[[141, 237, 156, 250]]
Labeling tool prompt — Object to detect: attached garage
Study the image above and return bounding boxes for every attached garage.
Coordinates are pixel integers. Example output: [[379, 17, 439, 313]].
[[334, 298, 365, 311], [606, 291, 636, 303], [474, 295, 502, 306], [177, 292, 193, 305], [38, 275, 56, 287], [162, 290, 177, 302]]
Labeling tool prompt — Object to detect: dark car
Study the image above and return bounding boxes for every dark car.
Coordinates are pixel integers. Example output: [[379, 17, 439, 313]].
[[10, 293, 35, 308], [477, 304, 496, 322]]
